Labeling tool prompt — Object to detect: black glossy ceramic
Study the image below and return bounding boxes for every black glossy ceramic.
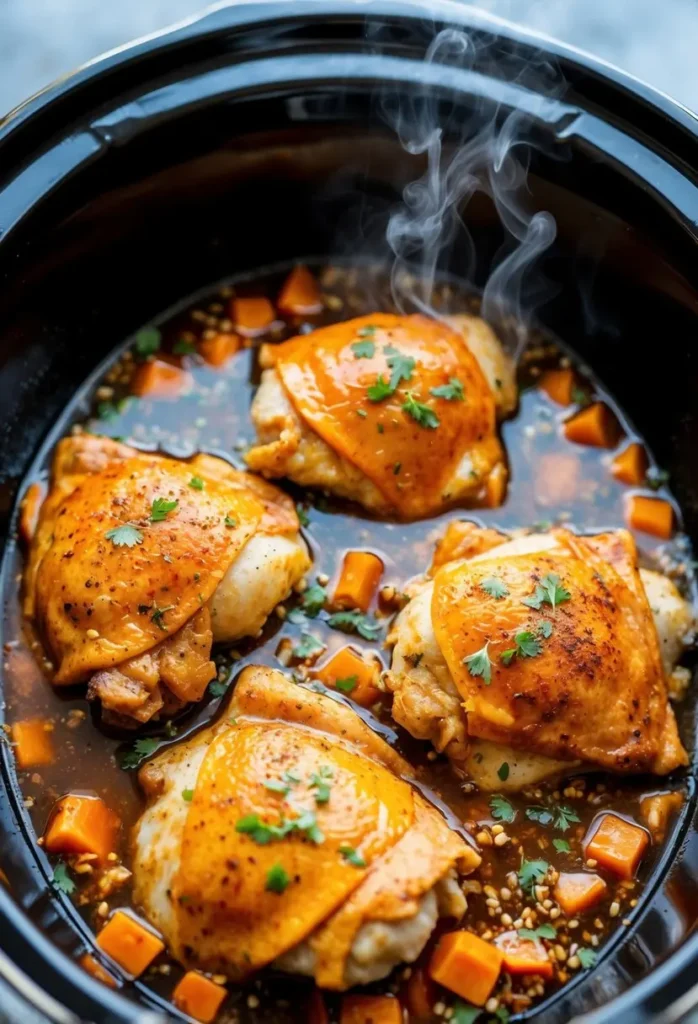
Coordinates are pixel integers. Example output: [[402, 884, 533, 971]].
[[1, 2, 698, 1022]]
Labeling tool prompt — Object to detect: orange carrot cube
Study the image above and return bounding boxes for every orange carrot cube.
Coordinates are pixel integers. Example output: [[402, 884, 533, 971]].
[[553, 872, 607, 916], [611, 442, 648, 486], [494, 930, 554, 979], [11, 719, 54, 769], [277, 265, 323, 316], [539, 368, 574, 406], [199, 333, 241, 367], [429, 930, 503, 1006], [131, 359, 190, 399], [96, 910, 164, 976], [80, 953, 118, 989], [333, 551, 384, 612], [626, 495, 673, 539], [231, 297, 276, 336], [44, 794, 120, 863], [313, 646, 381, 707], [564, 402, 621, 448], [173, 971, 227, 1023], [340, 994, 403, 1024], [584, 813, 649, 879]]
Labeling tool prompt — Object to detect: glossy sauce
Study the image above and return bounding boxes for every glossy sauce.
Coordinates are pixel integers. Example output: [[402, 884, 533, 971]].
[[1, 263, 694, 1022]]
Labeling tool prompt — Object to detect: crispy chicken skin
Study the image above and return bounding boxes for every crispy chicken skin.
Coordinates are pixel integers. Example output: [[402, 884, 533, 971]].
[[132, 667, 479, 988], [387, 524, 692, 789], [22, 436, 309, 724], [246, 313, 514, 518]]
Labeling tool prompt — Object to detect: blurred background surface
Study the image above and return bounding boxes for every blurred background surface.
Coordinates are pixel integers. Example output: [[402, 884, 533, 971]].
[[1, 0, 697, 116]]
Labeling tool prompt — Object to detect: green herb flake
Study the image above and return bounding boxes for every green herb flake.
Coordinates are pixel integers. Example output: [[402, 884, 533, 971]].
[[518, 857, 549, 894], [182, 789, 194, 802], [189, 476, 204, 490], [451, 1004, 482, 1024], [526, 806, 554, 826], [538, 619, 554, 639], [480, 576, 509, 600], [173, 338, 197, 355], [335, 675, 358, 694], [309, 767, 333, 804], [463, 642, 492, 685], [386, 350, 416, 391], [522, 573, 571, 612], [367, 374, 394, 403], [553, 838, 571, 853], [265, 863, 290, 894], [430, 377, 464, 401], [151, 604, 175, 631], [209, 678, 228, 698], [105, 524, 143, 548], [577, 947, 598, 969], [554, 805, 581, 832], [300, 583, 327, 618], [501, 649, 517, 666], [518, 923, 557, 940], [490, 794, 516, 823], [150, 497, 179, 522], [514, 630, 543, 658], [119, 736, 160, 770], [224, 516, 237, 528], [393, 461, 402, 475], [296, 503, 310, 527], [133, 326, 161, 357], [264, 779, 290, 796], [351, 339, 375, 359], [339, 845, 366, 868], [326, 610, 382, 640], [357, 325, 376, 339], [52, 860, 76, 895], [402, 392, 440, 429], [292, 633, 325, 660], [498, 761, 510, 782]]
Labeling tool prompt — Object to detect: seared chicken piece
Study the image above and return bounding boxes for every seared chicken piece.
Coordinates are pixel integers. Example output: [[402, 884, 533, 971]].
[[246, 313, 514, 518], [132, 667, 479, 988], [22, 437, 309, 724], [387, 525, 692, 789]]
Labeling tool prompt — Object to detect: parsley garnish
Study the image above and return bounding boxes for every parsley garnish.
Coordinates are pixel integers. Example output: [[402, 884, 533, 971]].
[[182, 789, 194, 802], [514, 630, 543, 658], [498, 761, 510, 781], [264, 778, 290, 795], [386, 350, 415, 391], [490, 795, 516, 823], [430, 377, 464, 401], [367, 374, 393, 403], [189, 476, 204, 490], [310, 765, 333, 804], [326, 610, 382, 640], [402, 392, 440, 429], [300, 583, 327, 618], [339, 846, 366, 867], [463, 641, 491, 684], [357, 325, 376, 338], [173, 338, 197, 355], [265, 863, 290, 893], [224, 515, 237, 528], [393, 461, 402, 475], [150, 497, 178, 522], [553, 838, 571, 853], [451, 1004, 481, 1024], [522, 573, 571, 612], [526, 806, 554, 826], [554, 805, 580, 832], [209, 679, 228, 698], [351, 339, 375, 359], [296, 503, 310, 527], [283, 771, 301, 784], [133, 326, 161, 357], [151, 604, 174, 631], [539, 619, 553, 638], [119, 737, 160, 770], [52, 861, 76, 895], [481, 576, 509, 600], [292, 633, 325, 660], [105, 524, 143, 548], [577, 948, 598, 969], [518, 923, 556, 940], [335, 675, 358, 693], [518, 857, 549, 894]]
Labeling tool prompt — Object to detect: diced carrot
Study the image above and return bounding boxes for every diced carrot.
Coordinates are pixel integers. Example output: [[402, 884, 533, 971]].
[[563, 402, 621, 449], [231, 297, 276, 336], [19, 481, 46, 545], [96, 910, 164, 976], [307, 988, 330, 1024], [313, 646, 381, 707], [11, 719, 54, 770], [43, 794, 120, 863], [131, 359, 190, 399], [611, 442, 648, 486], [494, 930, 554, 979], [626, 495, 673, 540], [80, 953, 118, 989], [429, 930, 503, 1006], [553, 872, 607, 916], [199, 333, 241, 368], [333, 551, 384, 612], [640, 791, 683, 841], [277, 265, 323, 316], [584, 813, 649, 880], [484, 463, 507, 508], [173, 971, 227, 1023], [539, 368, 574, 406], [340, 994, 403, 1024], [404, 966, 436, 1019], [536, 452, 580, 505]]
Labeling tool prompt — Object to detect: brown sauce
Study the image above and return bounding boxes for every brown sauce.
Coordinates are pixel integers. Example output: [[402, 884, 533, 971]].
[[1, 263, 693, 1022]]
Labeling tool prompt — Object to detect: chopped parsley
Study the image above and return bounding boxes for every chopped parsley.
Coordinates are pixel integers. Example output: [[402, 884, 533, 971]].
[[292, 633, 325, 660], [224, 516, 237, 528], [357, 325, 376, 338], [265, 863, 290, 894], [133, 326, 161, 357], [522, 573, 571, 612], [326, 610, 382, 640], [283, 770, 301, 785], [300, 583, 327, 618], [514, 630, 543, 658], [181, 789, 194, 802], [518, 922, 557, 941], [518, 857, 549, 894], [538, 619, 554, 638], [52, 861, 76, 895], [119, 737, 160, 770], [264, 778, 291, 796], [386, 349, 416, 391], [335, 675, 358, 694], [554, 805, 580, 832], [208, 679, 228, 698], [309, 765, 334, 804], [367, 374, 394, 403], [480, 576, 509, 600], [105, 523, 143, 548], [526, 806, 554, 826], [451, 1004, 482, 1024], [577, 947, 598, 969], [351, 339, 375, 359], [430, 377, 464, 401], [402, 392, 440, 429], [490, 795, 516, 823], [553, 838, 571, 853], [151, 604, 175, 631], [393, 461, 402, 475], [498, 761, 510, 782], [173, 338, 197, 355], [189, 476, 204, 490], [339, 846, 366, 868], [463, 642, 492, 684], [150, 497, 178, 522], [296, 503, 310, 527]]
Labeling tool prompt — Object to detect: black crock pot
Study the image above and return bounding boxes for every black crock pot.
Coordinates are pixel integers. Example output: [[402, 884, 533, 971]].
[[1, 2, 698, 1021]]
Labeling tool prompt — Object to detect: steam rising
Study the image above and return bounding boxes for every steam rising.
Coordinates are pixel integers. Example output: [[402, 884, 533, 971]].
[[384, 27, 559, 358]]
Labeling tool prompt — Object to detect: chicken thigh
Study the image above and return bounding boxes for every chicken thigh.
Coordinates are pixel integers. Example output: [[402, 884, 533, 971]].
[[246, 313, 514, 518], [132, 667, 479, 988], [22, 436, 309, 724], [387, 524, 692, 789]]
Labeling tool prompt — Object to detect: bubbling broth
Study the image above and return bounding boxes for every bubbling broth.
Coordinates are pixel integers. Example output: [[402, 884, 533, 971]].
[[2, 263, 694, 1023]]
